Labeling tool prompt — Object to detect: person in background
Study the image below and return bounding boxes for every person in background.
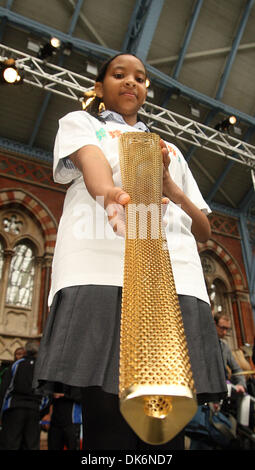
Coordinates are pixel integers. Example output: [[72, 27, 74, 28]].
[[0, 341, 48, 450], [214, 313, 246, 393], [47, 385, 82, 450], [13, 347, 25, 362]]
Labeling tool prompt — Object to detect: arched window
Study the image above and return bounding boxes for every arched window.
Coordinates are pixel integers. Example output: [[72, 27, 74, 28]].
[[200, 251, 237, 350], [208, 278, 228, 316], [0, 206, 46, 361], [6, 242, 35, 308]]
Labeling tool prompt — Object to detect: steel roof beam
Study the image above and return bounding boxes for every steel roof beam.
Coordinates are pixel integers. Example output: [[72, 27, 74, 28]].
[[67, 0, 84, 36], [162, 0, 203, 105], [122, 0, 149, 52], [185, 0, 254, 197], [122, 0, 164, 61], [132, 0, 165, 62], [66, 0, 107, 47], [186, 0, 254, 159], [148, 42, 255, 66], [0, 0, 13, 42], [0, 6, 117, 56], [216, 0, 254, 101], [239, 187, 255, 212], [206, 161, 235, 202], [28, 0, 84, 147], [172, 0, 203, 80], [1, 7, 255, 127]]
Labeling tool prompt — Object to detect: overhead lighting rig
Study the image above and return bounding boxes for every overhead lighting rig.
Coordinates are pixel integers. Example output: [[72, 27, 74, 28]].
[[0, 44, 255, 171], [0, 58, 22, 84], [37, 37, 61, 60], [215, 115, 237, 132]]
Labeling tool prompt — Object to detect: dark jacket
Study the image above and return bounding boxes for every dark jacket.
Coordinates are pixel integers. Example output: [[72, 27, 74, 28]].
[[0, 355, 47, 416]]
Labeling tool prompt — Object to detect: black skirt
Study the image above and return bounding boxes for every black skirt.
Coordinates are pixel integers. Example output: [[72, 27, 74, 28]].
[[33, 285, 227, 404]]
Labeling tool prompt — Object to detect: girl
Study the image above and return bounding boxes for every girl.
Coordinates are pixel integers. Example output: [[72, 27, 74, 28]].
[[33, 53, 227, 450]]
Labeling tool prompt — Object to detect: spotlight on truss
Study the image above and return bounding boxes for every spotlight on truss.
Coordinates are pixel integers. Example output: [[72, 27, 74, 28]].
[[0, 58, 22, 84], [37, 37, 61, 60], [215, 115, 237, 132]]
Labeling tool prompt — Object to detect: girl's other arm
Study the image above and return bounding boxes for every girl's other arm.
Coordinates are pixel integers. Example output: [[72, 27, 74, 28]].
[[160, 140, 211, 243]]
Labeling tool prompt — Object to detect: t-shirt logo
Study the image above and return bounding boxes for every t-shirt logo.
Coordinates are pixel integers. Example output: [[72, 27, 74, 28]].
[[96, 128, 107, 141], [109, 130, 122, 139]]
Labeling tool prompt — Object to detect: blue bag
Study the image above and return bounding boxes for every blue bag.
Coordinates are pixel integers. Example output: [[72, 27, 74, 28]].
[[186, 404, 237, 448]]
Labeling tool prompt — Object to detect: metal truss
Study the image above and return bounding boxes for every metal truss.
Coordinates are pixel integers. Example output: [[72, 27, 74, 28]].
[[1, 43, 255, 170], [139, 103, 255, 169], [0, 43, 95, 100]]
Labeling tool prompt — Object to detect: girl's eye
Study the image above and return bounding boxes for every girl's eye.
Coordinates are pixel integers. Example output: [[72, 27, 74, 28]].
[[114, 73, 124, 79], [136, 77, 145, 83]]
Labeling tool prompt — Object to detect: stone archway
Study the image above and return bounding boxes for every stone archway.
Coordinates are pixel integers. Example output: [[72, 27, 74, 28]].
[[0, 188, 58, 254]]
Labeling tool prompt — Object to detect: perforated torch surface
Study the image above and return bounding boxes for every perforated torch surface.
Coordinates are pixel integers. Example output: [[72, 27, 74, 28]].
[[118, 132, 195, 423]]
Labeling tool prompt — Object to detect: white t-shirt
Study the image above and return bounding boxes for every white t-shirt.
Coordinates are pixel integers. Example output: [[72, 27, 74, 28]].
[[49, 110, 210, 306]]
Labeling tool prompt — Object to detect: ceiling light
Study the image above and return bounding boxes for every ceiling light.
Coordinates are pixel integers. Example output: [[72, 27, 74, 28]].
[[3, 66, 18, 83], [229, 115, 237, 125], [37, 37, 61, 60], [214, 115, 237, 132], [0, 59, 22, 84], [50, 37, 61, 49]]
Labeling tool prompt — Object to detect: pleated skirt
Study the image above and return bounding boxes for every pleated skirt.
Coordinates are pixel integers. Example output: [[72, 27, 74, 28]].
[[33, 285, 227, 405]]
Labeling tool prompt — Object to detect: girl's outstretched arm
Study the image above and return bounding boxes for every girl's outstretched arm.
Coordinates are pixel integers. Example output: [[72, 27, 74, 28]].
[[70, 144, 169, 236], [70, 145, 130, 235], [160, 139, 211, 243]]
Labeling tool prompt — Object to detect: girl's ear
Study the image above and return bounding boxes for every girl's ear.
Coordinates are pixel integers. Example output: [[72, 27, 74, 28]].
[[94, 82, 103, 98]]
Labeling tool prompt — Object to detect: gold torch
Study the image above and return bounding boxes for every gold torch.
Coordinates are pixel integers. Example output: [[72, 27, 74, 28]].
[[118, 132, 197, 445]]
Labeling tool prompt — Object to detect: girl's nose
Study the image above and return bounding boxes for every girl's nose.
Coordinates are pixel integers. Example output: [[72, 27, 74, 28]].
[[124, 76, 136, 87]]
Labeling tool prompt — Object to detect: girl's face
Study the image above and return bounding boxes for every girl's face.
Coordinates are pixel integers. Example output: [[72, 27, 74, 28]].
[[95, 55, 148, 126]]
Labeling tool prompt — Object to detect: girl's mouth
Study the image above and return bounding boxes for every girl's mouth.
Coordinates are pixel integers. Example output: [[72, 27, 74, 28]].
[[121, 91, 137, 98]]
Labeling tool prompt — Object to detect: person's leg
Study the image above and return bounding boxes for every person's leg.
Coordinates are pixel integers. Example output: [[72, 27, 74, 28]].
[[48, 424, 65, 450], [1, 408, 25, 450], [63, 423, 81, 450], [81, 387, 138, 450], [22, 409, 41, 450]]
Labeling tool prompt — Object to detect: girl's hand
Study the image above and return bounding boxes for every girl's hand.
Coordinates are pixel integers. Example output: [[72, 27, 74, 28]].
[[160, 138, 186, 204], [159, 139, 177, 200], [159, 139, 211, 242], [160, 139, 171, 175], [105, 187, 130, 237], [105, 187, 169, 237]]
